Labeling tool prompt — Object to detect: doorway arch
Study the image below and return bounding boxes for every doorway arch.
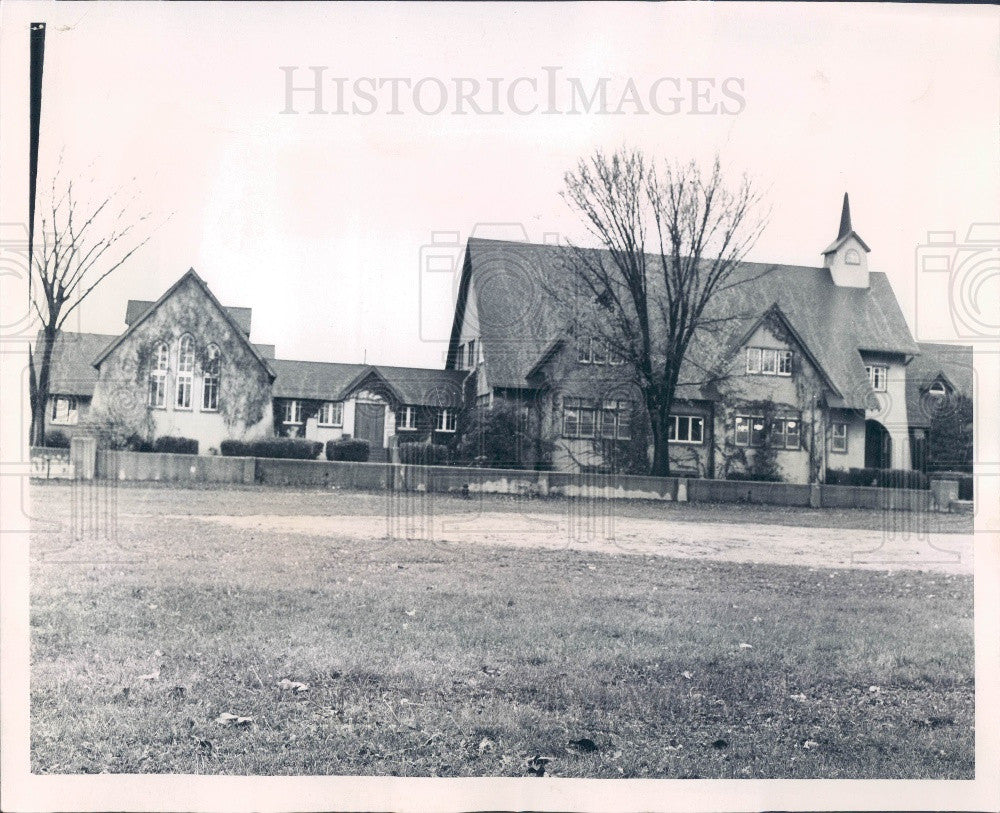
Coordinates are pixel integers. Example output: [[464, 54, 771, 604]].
[[864, 419, 892, 469]]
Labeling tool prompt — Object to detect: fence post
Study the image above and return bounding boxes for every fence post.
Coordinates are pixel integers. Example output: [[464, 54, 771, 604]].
[[677, 477, 688, 503], [69, 436, 97, 480]]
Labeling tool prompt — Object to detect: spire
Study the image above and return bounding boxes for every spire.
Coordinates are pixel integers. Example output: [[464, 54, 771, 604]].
[[837, 193, 852, 240]]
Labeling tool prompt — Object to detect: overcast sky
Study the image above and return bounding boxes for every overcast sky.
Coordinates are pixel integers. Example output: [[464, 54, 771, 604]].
[[13, 2, 1000, 367]]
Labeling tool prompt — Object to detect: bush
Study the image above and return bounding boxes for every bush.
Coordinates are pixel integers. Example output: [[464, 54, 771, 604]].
[[875, 468, 929, 490], [126, 434, 154, 453], [959, 475, 973, 501], [847, 467, 879, 487], [44, 430, 71, 448], [152, 436, 199, 455], [220, 439, 252, 457], [398, 442, 450, 465], [249, 438, 323, 459], [326, 438, 370, 462], [724, 470, 781, 483]]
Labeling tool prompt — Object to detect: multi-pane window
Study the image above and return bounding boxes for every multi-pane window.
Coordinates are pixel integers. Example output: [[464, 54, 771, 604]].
[[202, 344, 221, 411], [746, 347, 792, 377], [563, 398, 630, 440], [770, 418, 800, 450], [578, 337, 618, 365], [735, 414, 800, 449], [283, 400, 302, 425], [318, 401, 343, 426], [175, 334, 194, 409], [148, 341, 169, 408], [466, 340, 477, 369], [667, 415, 704, 444], [866, 364, 888, 392], [396, 406, 417, 430], [831, 421, 848, 453], [50, 395, 78, 425], [436, 408, 456, 432], [734, 415, 767, 448]]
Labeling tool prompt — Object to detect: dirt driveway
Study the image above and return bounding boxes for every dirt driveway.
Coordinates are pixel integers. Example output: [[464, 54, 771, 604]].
[[193, 510, 973, 574]]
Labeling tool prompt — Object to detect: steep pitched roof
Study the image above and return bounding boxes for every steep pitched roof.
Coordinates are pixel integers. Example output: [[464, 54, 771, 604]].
[[905, 342, 974, 428], [271, 358, 465, 407], [449, 237, 918, 409], [94, 269, 275, 380], [126, 299, 253, 336], [35, 331, 118, 397]]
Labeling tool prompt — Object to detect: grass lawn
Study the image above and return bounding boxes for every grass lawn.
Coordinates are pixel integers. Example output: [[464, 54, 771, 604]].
[[30, 483, 974, 778]]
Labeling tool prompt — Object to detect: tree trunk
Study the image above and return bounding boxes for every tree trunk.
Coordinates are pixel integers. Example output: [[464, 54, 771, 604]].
[[31, 326, 57, 447], [649, 408, 672, 477]]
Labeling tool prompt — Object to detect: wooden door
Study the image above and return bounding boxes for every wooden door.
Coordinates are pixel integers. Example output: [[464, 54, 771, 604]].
[[354, 402, 385, 449]]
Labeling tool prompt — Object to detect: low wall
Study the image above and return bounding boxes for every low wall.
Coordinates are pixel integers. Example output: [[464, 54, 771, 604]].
[[30, 446, 74, 479], [96, 450, 255, 484], [83, 451, 945, 512]]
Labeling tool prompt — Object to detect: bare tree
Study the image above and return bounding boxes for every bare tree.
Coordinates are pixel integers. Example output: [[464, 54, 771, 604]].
[[558, 148, 769, 477], [29, 173, 151, 445]]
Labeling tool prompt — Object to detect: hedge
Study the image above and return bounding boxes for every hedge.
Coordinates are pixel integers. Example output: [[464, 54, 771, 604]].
[[221, 438, 322, 459], [326, 438, 370, 462], [44, 431, 71, 449], [152, 436, 199, 455], [398, 442, 450, 465], [725, 470, 782, 483], [826, 467, 929, 490]]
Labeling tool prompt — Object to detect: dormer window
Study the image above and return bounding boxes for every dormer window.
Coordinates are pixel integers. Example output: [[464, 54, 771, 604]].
[[845, 248, 861, 266], [746, 348, 793, 377], [928, 381, 947, 397]]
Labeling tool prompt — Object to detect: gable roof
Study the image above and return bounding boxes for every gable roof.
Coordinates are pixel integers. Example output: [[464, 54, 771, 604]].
[[449, 237, 919, 410], [35, 331, 118, 397], [126, 299, 253, 336], [94, 269, 275, 380], [271, 358, 465, 407], [905, 342, 974, 428]]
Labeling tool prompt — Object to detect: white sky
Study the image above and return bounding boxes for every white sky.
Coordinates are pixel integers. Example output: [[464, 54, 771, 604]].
[[12, 1, 1000, 367]]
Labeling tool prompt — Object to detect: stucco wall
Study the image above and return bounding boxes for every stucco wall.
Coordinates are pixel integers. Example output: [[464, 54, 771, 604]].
[[861, 353, 912, 470]]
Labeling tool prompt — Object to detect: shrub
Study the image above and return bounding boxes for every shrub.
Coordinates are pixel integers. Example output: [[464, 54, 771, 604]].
[[875, 468, 929, 490], [959, 475, 973, 501], [44, 430, 71, 448], [847, 467, 879, 487], [326, 438, 370, 462], [251, 438, 323, 459], [398, 442, 450, 465], [220, 439, 252, 457], [152, 436, 199, 455], [126, 434, 154, 453]]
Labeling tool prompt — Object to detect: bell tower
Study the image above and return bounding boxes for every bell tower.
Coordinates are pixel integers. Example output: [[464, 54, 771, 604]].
[[822, 193, 870, 288]]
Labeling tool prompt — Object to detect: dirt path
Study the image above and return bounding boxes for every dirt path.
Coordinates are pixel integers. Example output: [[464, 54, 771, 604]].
[[191, 511, 973, 574]]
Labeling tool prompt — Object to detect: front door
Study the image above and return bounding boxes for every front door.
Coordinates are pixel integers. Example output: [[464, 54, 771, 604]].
[[864, 419, 892, 469], [354, 402, 386, 451]]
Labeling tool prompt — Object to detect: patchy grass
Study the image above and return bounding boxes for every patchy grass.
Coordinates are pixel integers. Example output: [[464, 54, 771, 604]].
[[31, 484, 973, 777]]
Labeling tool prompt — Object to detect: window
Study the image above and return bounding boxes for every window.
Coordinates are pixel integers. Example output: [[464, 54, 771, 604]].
[[318, 401, 343, 426], [466, 340, 477, 369], [396, 406, 417, 430], [148, 341, 168, 408], [845, 248, 861, 266], [175, 334, 194, 409], [591, 340, 608, 365], [50, 395, 78, 425], [202, 344, 221, 411], [577, 338, 592, 364], [668, 415, 704, 444], [866, 364, 887, 392], [283, 400, 302, 425], [770, 418, 800, 450], [436, 408, 456, 432], [831, 421, 848, 453], [734, 414, 767, 448], [563, 398, 630, 440], [928, 381, 947, 396], [746, 347, 792, 377]]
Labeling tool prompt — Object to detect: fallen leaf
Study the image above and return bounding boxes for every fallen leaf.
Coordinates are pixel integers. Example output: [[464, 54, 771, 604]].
[[868, 685, 880, 693], [739, 643, 753, 650], [682, 671, 694, 680], [751, 616, 762, 623], [790, 693, 807, 702], [478, 737, 494, 754], [137, 669, 160, 681], [216, 712, 253, 726], [278, 678, 309, 693], [404, 610, 416, 617], [803, 739, 820, 749], [525, 754, 553, 776]]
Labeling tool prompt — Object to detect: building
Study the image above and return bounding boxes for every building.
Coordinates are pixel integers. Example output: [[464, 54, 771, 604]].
[[41, 195, 973, 481], [40, 269, 464, 460], [444, 195, 973, 480]]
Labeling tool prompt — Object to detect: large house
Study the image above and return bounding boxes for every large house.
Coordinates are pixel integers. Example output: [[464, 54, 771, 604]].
[[41, 195, 972, 481]]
